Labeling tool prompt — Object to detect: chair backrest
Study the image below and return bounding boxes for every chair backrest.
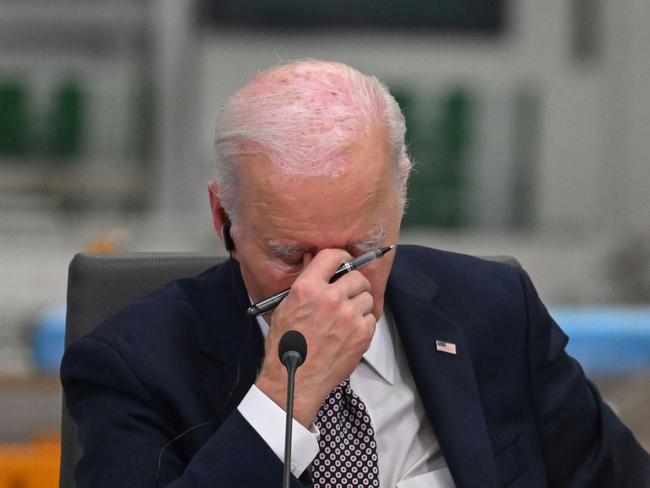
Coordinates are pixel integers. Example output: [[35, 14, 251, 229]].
[[59, 251, 519, 488], [60, 252, 226, 488]]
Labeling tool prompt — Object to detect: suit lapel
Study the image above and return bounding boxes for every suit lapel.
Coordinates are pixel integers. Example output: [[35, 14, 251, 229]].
[[387, 251, 499, 488], [191, 251, 500, 486], [195, 258, 265, 421]]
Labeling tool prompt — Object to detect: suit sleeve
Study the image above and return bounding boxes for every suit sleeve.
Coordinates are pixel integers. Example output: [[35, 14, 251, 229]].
[[61, 336, 308, 487], [518, 268, 650, 487]]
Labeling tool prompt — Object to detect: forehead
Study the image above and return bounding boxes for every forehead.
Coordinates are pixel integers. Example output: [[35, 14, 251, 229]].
[[235, 130, 398, 249]]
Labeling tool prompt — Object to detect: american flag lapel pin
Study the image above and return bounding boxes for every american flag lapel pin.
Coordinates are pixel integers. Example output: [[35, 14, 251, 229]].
[[436, 340, 457, 355]]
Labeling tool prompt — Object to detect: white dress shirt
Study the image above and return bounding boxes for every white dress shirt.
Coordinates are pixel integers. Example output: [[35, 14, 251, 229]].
[[238, 310, 455, 487]]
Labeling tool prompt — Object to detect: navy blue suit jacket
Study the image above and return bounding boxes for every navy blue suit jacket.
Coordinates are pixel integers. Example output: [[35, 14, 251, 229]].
[[61, 245, 649, 487]]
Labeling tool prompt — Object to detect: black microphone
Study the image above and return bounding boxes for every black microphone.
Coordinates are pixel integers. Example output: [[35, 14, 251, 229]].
[[278, 330, 308, 488]]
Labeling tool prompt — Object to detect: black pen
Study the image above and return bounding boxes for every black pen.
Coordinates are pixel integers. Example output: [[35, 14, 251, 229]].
[[246, 245, 396, 317]]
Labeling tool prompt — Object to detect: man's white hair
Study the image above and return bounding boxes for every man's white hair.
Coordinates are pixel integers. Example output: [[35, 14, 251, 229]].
[[213, 60, 412, 224]]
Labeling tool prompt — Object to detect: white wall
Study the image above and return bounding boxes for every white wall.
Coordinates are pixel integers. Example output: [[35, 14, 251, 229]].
[[176, 0, 648, 236], [600, 0, 650, 235]]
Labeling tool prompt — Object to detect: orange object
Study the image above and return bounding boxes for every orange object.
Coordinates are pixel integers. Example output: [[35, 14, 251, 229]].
[[0, 437, 60, 488]]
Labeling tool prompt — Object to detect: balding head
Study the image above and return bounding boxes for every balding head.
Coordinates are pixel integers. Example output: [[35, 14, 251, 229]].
[[213, 60, 411, 224]]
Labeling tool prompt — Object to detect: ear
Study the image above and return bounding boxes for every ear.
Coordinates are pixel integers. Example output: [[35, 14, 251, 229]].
[[208, 180, 233, 253]]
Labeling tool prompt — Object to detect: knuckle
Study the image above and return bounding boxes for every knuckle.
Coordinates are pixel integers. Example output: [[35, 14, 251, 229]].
[[323, 287, 341, 307], [366, 313, 377, 328], [339, 301, 356, 322], [355, 292, 373, 315], [350, 317, 360, 330], [350, 271, 371, 290], [291, 277, 315, 299], [348, 269, 363, 279]]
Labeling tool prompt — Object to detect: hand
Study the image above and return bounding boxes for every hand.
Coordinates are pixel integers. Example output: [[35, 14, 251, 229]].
[[255, 249, 376, 426]]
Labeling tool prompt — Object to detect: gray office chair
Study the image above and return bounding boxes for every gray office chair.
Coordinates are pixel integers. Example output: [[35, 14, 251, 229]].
[[59, 251, 519, 488], [60, 252, 227, 488]]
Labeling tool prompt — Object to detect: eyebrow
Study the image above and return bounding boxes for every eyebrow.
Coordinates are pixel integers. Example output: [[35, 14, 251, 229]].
[[267, 242, 313, 258], [266, 226, 386, 258], [350, 226, 387, 253]]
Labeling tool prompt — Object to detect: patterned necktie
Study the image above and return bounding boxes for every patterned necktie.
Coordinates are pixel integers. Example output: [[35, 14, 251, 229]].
[[310, 379, 380, 487]]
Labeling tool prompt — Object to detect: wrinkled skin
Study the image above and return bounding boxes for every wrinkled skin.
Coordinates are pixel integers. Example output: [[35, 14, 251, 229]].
[[209, 123, 403, 425]]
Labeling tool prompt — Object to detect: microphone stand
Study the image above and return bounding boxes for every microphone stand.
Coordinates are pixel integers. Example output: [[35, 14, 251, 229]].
[[278, 330, 307, 488], [283, 352, 301, 488]]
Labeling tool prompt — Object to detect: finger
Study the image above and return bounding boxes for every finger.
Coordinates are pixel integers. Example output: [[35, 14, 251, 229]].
[[300, 248, 352, 282], [302, 252, 314, 267], [348, 290, 374, 316], [363, 313, 378, 337], [333, 270, 371, 299]]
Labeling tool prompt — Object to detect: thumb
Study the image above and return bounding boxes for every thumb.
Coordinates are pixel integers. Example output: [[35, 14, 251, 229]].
[[302, 251, 314, 267]]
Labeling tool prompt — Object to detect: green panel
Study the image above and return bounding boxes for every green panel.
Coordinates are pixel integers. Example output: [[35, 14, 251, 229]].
[[48, 78, 85, 160], [0, 81, 29, 156], [402, 85, 474, 229]]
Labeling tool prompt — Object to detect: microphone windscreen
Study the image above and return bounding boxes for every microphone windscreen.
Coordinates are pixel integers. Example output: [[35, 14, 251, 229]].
[[278, 330, 308, 362]]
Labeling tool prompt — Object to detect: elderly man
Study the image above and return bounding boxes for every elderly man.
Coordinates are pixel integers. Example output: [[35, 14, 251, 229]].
[[61, 60, 649, 487]]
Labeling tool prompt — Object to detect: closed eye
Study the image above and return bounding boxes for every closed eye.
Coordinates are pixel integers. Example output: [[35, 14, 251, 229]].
[[281, 255, 303, 266]]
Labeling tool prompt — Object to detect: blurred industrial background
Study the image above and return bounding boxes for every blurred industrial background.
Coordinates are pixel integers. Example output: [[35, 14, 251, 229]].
[[0, 0, 648, 485]]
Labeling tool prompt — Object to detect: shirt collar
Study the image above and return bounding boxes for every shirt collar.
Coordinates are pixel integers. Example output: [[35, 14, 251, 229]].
[[255, 309, 396, 385], [257, 313, 271, 338], [363, 312, 397, 385]]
